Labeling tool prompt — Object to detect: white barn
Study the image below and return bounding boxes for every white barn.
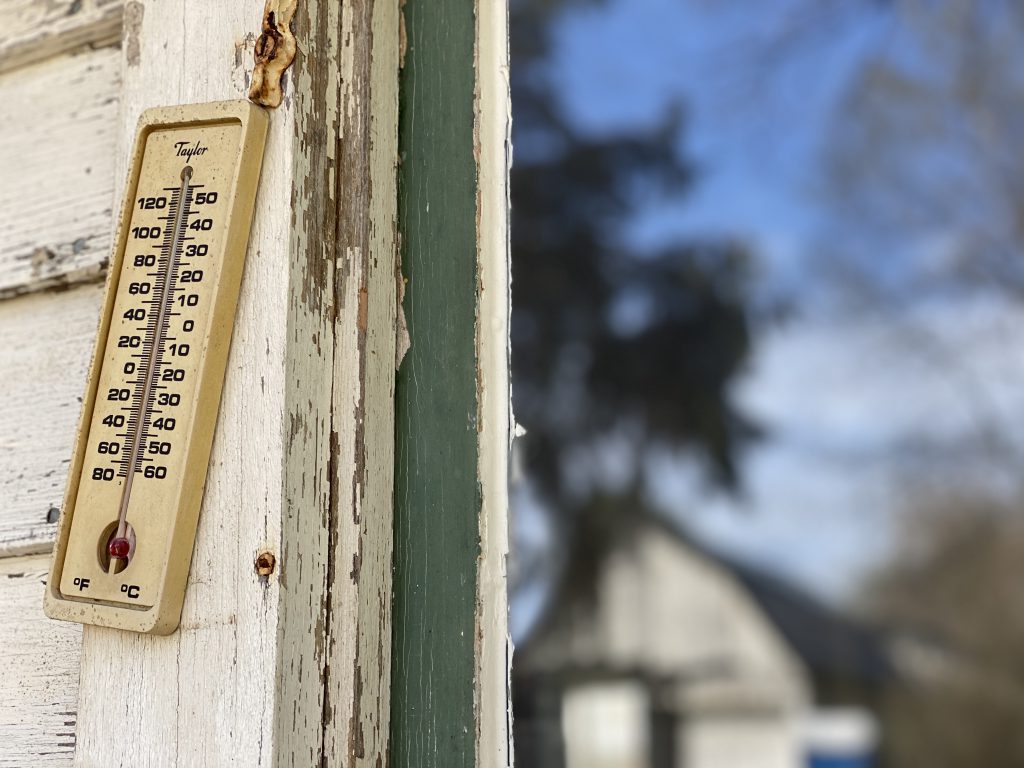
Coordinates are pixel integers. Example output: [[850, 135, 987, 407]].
[[513, 515, 889, 768]]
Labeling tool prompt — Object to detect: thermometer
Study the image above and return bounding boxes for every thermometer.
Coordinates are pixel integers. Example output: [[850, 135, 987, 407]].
[[45, 102, 268, 634]]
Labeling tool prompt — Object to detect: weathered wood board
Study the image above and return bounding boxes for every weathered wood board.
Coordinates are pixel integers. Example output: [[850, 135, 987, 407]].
[[391, 0, 512, 764], [68, 1, 400, 766], [476, 0, 514, 760], [0, 0, 121, 75], [73, 6, 299, 754], [0, 555, 81, 768], [0, 47, 120, 298], [0, 284, 104, 557], [0, 0, 509, 762], [0, 3, 120, 764]]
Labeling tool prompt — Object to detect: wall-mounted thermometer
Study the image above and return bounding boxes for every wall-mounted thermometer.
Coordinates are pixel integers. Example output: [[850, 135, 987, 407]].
[[45, 101, 269, 634]]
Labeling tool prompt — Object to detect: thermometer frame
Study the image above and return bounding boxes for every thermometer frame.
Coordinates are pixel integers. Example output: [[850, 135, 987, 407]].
[[45, 101, 269, 634]]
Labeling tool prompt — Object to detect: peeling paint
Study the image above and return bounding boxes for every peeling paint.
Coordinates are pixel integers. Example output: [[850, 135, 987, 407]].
[[472, 0, 515, 761], [398, 0, 408, 70], [0, 559, 80, 763], [395, 242, 410, 370], [29, 247, 58, 276], [233, 33, 258, 95], [347, 663, 365, 758], [3, 0, 398, 764], [124, 1, 143, 67]]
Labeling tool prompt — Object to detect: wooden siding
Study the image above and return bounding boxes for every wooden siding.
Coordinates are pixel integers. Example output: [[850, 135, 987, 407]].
[[0, 3, 121, 763], [0, 285, 104, 557], [0, 555, 82, 768], [0, 0, 121, 75], [0, 47, 120, 298]]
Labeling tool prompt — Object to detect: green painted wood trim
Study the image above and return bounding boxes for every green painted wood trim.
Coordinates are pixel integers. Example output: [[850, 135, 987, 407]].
[[390, 1, 481, 766]]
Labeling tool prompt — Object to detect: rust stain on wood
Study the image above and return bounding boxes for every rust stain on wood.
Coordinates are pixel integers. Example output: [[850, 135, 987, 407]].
[[254, 551, 277, 577], [357, 285, 369, 332], [249, 0, 299, 108]]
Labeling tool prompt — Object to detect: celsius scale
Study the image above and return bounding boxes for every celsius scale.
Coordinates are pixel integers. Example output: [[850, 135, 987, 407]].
[[45, 101, 268, 634]]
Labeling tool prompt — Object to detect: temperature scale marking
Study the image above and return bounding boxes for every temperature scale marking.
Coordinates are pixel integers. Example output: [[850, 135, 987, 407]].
[[109, 167, 193, 575], [45, 102, 268, 635]]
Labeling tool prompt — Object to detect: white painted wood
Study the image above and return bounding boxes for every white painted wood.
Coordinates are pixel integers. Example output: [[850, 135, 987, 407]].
[[475, 0, 513, 764], [0, 284, 104, 557], [71, 2, 399, 766], [0, 555, 82, 768], [0, 0, 122, 76], [75, 5, 300, 763], [0, 47, 120, 298], [0, 1, 399, 764]]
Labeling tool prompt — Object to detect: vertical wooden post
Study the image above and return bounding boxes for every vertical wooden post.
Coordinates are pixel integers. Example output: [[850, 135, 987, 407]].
[[72, 2, 400, 766], [391, 0, 512, 765]]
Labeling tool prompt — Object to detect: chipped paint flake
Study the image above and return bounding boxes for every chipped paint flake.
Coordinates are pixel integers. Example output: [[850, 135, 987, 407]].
[[123, 1, 143, 67]]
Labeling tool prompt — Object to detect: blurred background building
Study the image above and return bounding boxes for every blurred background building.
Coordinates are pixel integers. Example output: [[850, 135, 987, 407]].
[[514, 513, 889, 768], [508, 1, 1024, 766]]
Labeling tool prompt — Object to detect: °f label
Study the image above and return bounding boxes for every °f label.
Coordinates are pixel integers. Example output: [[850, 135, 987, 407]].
[[46, 102, 268, 634]]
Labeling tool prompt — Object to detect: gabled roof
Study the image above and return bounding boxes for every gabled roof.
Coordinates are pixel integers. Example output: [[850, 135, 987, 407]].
[[719, 551, 893, 689]]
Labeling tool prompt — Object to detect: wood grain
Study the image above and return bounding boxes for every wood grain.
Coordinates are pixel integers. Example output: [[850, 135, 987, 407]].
[[295, 1, 399, 765], [0, 0, 122, 75], [0, 47, 120, 299], [0, 555, 82, 768], [391, 1, 484, 765], [0, 284, 104, 557], [390, 0, 512, 764]]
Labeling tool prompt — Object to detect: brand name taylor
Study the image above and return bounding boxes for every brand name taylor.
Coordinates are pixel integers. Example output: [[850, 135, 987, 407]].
[[174, 141, 208, 161]]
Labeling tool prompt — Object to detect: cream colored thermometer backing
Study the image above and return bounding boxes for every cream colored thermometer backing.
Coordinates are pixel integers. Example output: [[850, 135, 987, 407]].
[[45, 102, 268, 634]]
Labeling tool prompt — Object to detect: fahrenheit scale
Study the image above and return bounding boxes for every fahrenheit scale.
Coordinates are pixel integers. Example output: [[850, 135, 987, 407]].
[[45, 102, 268, 634]]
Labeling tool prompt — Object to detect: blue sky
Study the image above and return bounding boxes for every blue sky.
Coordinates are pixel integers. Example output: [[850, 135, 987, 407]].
[[520, 0, 1024, 607], [548, 0, 889, 301]]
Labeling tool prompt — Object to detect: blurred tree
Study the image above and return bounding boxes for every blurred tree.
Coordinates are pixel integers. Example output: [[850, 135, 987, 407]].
[[687, 0, 1024, 305], [819, 0, 1024, 303], [862, 493, 1024, 768], [760, 5, 1024, 763], [713, 0, 1024, 474], [510, 0, 755, 603]]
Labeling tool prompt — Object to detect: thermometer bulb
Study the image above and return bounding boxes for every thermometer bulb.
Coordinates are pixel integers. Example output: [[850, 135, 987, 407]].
[[108, 537, 131, 559]]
